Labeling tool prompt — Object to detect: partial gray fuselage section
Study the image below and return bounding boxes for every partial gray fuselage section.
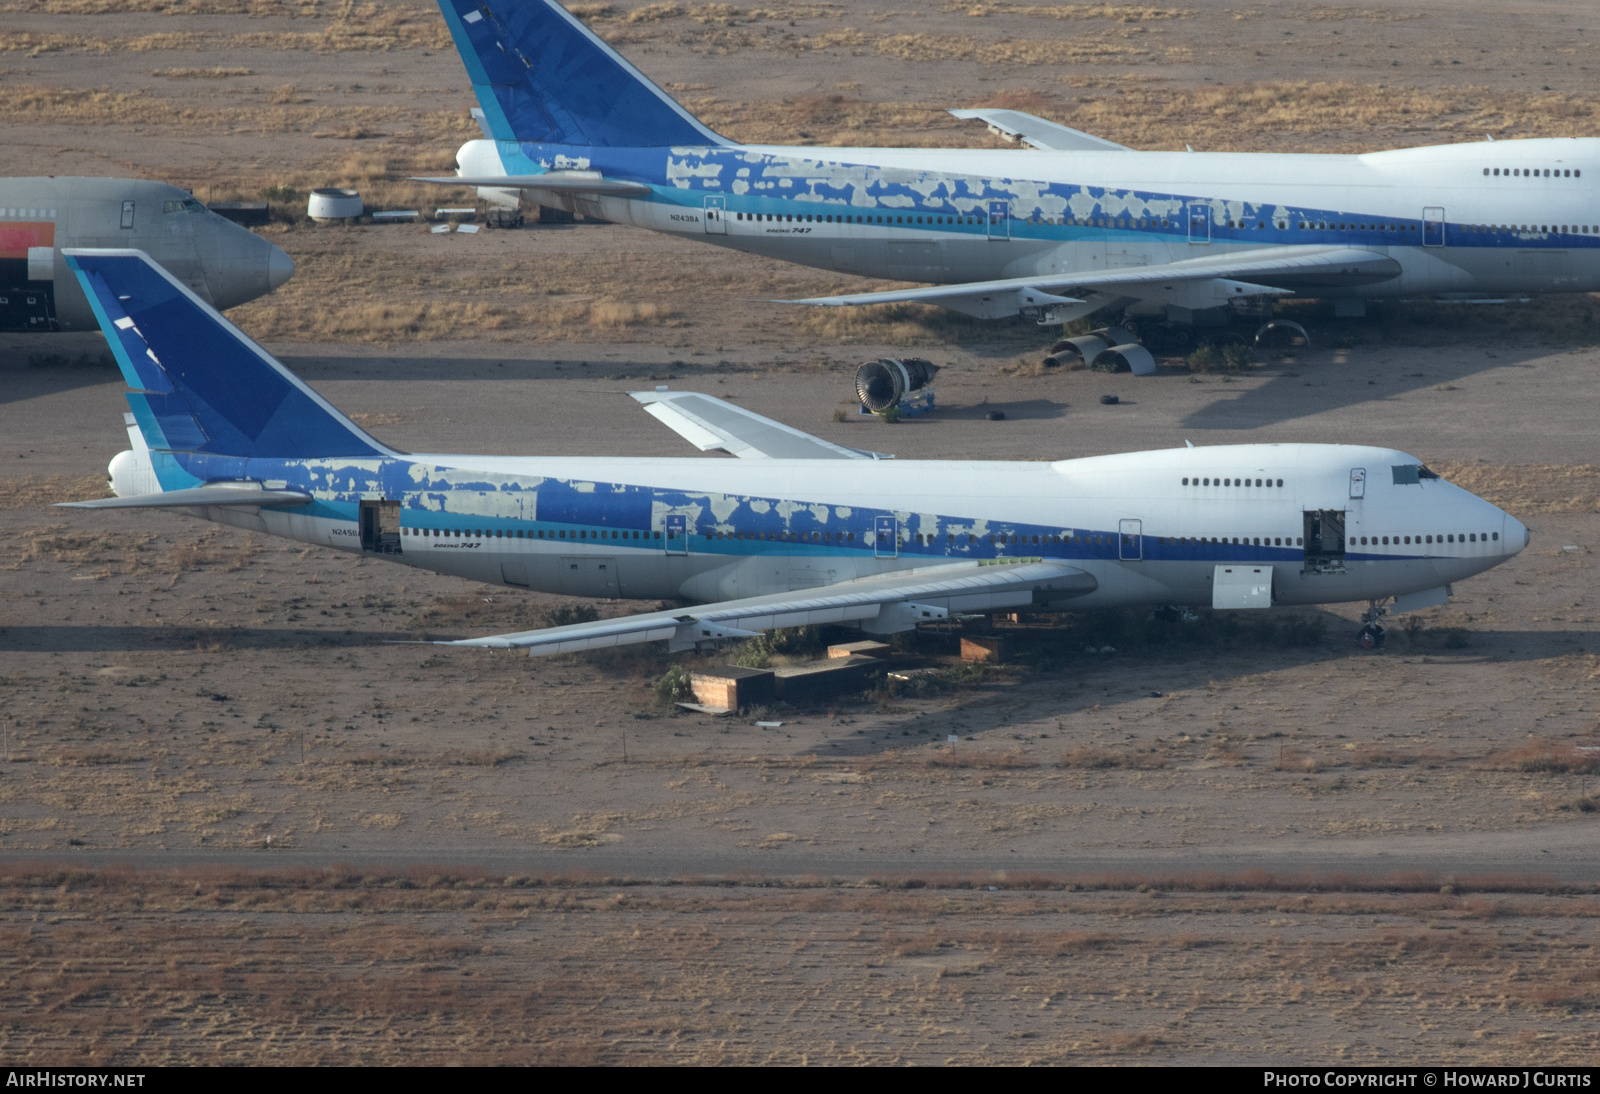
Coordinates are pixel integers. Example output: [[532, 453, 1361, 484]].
[[0, 177, 293, 332]]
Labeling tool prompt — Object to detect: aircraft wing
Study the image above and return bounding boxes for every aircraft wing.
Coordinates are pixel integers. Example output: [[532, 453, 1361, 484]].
[[56, 484, 313, 509], [410, 172, 652, 196], [785, 245, 1401, 318], [948, 109, 1133, 152], [631, 390, 891, 460], [440, 559, 1097, 655]]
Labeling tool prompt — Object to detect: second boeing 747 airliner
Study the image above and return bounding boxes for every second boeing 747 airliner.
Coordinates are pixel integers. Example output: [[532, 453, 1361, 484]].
[[58, 249, 1526, 654], [419, 0, 1600, 334]]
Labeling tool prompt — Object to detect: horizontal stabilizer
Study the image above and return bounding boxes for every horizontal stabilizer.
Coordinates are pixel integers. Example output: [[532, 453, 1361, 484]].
[[57, 484, 313, 510], [948, 108, 1133, 152], [411, 173, 652, 196], [443, 559, 1095, 655], [632, 390, 891, 460]]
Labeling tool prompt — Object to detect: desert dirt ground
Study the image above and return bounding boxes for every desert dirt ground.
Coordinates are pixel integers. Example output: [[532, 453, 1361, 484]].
[[3, 0, 1600, 1066]]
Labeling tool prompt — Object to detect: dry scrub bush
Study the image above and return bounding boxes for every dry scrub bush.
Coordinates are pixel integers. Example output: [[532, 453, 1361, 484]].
[[151, 65, 254, 77], [800, 301, 1032, 346], [1346, 744, 1450, 769], [18, 526, 155, 568], [1481, 742, 1600, 776], [922, 749, 1033, 770], [1274, 746, 1320, 773], [1056, 746, 1167, 770], [164, 534, 259, 573]]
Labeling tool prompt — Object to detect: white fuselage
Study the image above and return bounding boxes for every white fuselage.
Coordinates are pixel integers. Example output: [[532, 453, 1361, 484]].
[[167, 441, 1527, 612], [464, 136, 1600, 298]]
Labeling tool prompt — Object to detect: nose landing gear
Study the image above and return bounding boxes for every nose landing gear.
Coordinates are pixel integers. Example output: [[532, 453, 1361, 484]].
[[1358, 599, 1387, 650]]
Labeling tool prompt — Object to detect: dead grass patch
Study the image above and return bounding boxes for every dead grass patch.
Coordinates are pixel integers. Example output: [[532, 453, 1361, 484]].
[[1345, 744, 1452, 768], [951, 2, 1183, 20], [164, 534, 259, 574], [1, 0, 327, 14], [798, 301, 1034, 346], [0, 3, 450, 51], [0, 475, 108, 511], [696, 83, 1600, 153], [1056, 746, 1167, 770], [1479, 741, 1600, 776], [1274, 746, 1320, 773], [5, 868, 1588, 1063], [151, 66, 253, 77], [237, 292, 682, 344], [1431, 463, 1600, 515], [0, 84, 477, 143], [46, 749, 148, 766], [15, 525, 155, 569]]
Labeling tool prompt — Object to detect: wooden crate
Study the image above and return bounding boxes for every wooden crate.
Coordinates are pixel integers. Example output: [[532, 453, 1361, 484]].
[[959, 635, 1012, 663], [826, 640, 891, 660], [688, 666, 775, 711], [773, 656, 884, 703]]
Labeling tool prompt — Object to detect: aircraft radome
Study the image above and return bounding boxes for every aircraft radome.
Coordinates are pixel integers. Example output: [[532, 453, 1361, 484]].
[[1, 177, 293, 334], [417, 0, 1599, 362], [58, 248, 1528, 654]]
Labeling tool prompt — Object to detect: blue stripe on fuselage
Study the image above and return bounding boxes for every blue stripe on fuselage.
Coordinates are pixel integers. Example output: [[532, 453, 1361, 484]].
[[518, 142, 1600, 253], [173, 452, 1471, 567]]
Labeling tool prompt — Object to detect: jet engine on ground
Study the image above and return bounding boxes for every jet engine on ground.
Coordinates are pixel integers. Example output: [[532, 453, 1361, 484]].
[[855, 357, 937, 416]]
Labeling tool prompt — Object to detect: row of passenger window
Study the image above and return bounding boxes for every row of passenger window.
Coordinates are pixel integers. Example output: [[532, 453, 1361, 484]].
[[1484, 167, 1580, 178], [2, 208, 56, 218], [735, 212, 981, 226], [403, 527, 658, 540], [1356, 533, 1497, 545], [1158, 536, 1299, 547], [1182, 476, 1285, 487], [1460, 223, 1599, 235]]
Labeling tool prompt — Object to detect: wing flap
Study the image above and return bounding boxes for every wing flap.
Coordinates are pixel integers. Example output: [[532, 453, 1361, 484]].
[[631, 390, 889, 460], [57, 484, 313, 510], [786, 246, 1401, 311], [442, 559, 1095, 655]]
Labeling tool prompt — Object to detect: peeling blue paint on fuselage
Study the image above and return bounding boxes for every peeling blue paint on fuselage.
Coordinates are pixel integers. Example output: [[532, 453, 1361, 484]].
[[477, 138, 1600, 301], [176, 449, 1333, 576]]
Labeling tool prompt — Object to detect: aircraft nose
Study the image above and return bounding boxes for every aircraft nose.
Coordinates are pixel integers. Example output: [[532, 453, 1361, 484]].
[[267, 244, 295, 292], [1505, 514, 1529, 556], [201, 215, 294, 308]]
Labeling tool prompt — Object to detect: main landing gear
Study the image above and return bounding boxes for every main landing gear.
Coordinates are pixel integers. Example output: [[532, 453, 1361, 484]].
[[1358, 599, 1388, 650]]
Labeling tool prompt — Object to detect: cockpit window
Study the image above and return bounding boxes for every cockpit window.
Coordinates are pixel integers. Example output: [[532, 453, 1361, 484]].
[[165, 198, 206, 214], [1392, 464, 1440, 485]]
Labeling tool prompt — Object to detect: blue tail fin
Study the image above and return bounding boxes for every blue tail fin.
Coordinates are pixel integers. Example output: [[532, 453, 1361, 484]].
[[437, 0, 728, 147], [65, 249, 386, 460]]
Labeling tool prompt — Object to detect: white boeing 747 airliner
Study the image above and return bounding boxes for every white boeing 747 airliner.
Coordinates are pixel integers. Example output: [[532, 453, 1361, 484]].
[[418, 0, 1600, 337], [59, 249, 1526, 654]]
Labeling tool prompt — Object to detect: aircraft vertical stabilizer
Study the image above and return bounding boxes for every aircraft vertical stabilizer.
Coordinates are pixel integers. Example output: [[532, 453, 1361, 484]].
[[435, 0, 728, 147], [64, 249, 386, 461]]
